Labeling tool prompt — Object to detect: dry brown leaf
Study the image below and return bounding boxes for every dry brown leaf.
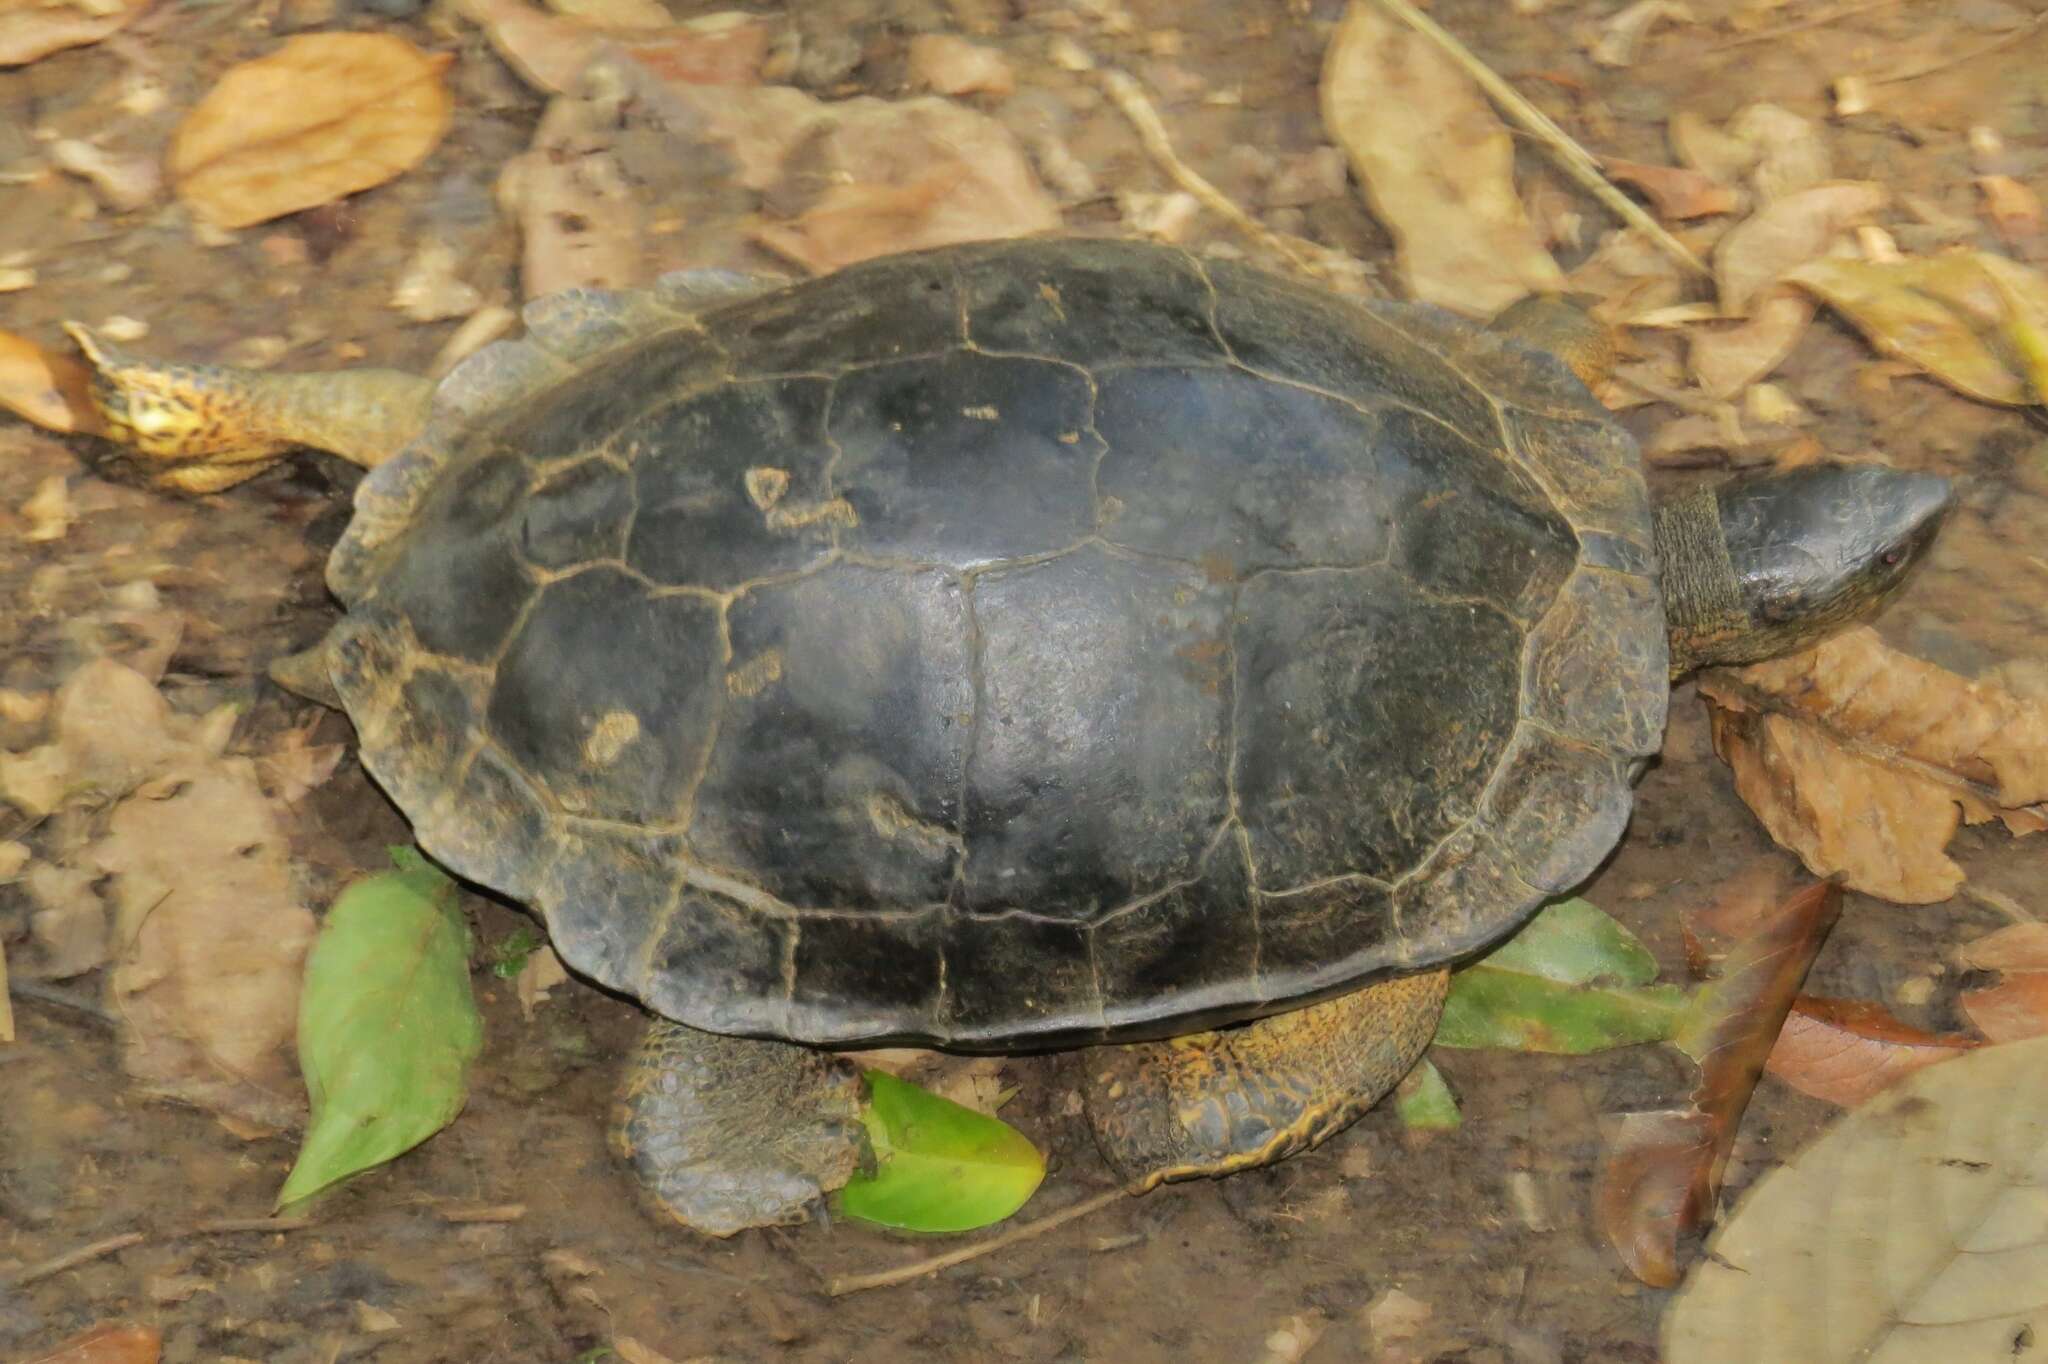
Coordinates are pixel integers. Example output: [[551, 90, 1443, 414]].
[[95, 764, 315, 1132], [1604, 158, 1740, 221], [1679, 856, 1798, 974], [170, 34, 454, 230], [1320, 0, 1561, 315], [1596, 881, 1840, 1287], [1687, 290, 1815, 399], [515, 943, 570, 1018], [1702, 628, 2048, 902], [497, 90, 646, 298], [1957, 922, 2048, 972], [1959, 974, 2048, 1043], [19, 1323, 162, 1364], [1979, 174, 2044, 245], [254, 721, 346, 806], [1715, 181, 1885, 315], [0, 0, 145, 67], [0, 328, 105, 435], [907, 34, 1015, 97], [1764, 996, 1976, 1106], [457, 0, 766, 93], [1785, 251, 2048, 405], [0, 657, 201, 818], [1589, 0, 1693, 68], [23, 860, 107, 979], [1728, 104, 1831, 204]]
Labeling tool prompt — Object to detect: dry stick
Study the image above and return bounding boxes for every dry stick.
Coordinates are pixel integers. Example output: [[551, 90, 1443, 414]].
[[9, 1232, 146, 1286], [7, 978, 118, 1026], [1371, 0, 1708, 279], [1095, 66, 1333, 281], [825, 1186, 1133, 1297], [1707, 0, 1903, 51]]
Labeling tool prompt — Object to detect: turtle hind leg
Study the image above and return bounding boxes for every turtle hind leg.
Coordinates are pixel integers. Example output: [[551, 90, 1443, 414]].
[[611, 1018, 869, 1237], [66, 323, 435, 491], [1084, 969, 1449, 1191]]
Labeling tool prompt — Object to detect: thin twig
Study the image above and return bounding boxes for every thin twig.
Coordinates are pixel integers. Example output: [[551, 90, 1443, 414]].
[[1707, 0, 1902, 51], [825, 1186, 1133, 1296], [1871, 10, 2048, 84], [9, 1232, 145, 1286], [1370, 0, 1709, 278], [7, 978, 118, 1026]]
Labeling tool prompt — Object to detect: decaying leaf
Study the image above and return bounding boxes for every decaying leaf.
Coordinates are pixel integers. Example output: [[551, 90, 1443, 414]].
[[1765, 996, 1977, 1106], [170, 33, 454, 230], [907, 33, 1015, 97], [497, 86, 646, 298], [0, 0, 146, 68], [1687, 290, 1815, 399], [1596, 881, 1840, 1287], [1604, 158, 1740, 221], [1589, 0, 1692, 68], [0, 328, 105, 435], [455, 0, 767, 94], [1715, 181, 1885, 315], [1701, 628, 2048, 902], [1957, 922, 2048, 972], [18, 1323, 162, 1364], [23, 860, 106, 979], [1960, 974, 2048, 1043], [1785, 250, 2048, 405], [1320, 0, 1561, 315], [1663, 1035, 2048, 1361], [96, 764, 317, 1134], [0, 657, 213, 819]]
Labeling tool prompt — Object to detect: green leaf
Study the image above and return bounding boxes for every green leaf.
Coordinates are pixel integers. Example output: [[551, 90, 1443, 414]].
[[278, 848, 483, 1209], [488, 924, 545, 979], [1395, 1059, 1461, 1130], [835, 1070, 1044, 1233], [1436, 899, 1687, 1054]]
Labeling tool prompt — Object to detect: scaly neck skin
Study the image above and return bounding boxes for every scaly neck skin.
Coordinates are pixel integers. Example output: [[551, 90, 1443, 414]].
[[252, 368, 437, 470], [1653, 486, 1752, 678]]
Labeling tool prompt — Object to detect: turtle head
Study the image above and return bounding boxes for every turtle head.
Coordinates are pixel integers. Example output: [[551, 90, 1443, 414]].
[[1655, 462, 1953, 675]]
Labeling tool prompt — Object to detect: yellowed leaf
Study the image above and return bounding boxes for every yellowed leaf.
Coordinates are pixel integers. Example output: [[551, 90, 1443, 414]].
[[1663, 1035, 2048, 1361], [0, 0, 146, 67], [1785, 251, 2048, 405], [0, 328, 105, 435], [1714, 181, 1884, 315], [1701, 628, 2048, 903], [1320, 0, 1562, 315], [170, 33, 454, 230]]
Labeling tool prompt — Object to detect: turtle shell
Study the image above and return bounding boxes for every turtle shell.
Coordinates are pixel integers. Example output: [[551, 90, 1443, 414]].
[[321, 238, 1668, 1049]]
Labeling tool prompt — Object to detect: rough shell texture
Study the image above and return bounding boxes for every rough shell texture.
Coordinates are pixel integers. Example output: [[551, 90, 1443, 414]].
[[324, 237, 1667, 1048]]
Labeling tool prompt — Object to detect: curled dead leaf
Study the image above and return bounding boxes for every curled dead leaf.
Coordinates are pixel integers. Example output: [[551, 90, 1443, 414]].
[[1702, 628, 2048, 903], [1604, 158, 1740, 221], [1320, 0, 1561, 315], [0, 0, 146, 67], [1765, 996, 1976, 1106], [170, 34, 454, 230], [1715, 181, 1885, 315], [0, 328, 105, 435]]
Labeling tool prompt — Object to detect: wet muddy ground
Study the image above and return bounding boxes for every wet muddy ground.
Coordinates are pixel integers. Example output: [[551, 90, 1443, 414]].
[[5, 0, 2047, 1359]]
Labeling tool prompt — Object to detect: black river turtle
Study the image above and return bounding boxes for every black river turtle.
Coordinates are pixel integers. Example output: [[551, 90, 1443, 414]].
[[73, 237, 1951, 1236]]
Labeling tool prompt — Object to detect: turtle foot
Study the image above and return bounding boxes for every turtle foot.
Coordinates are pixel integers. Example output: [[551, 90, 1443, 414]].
[[611, 1019, 869, 1237], [1083, 969, 1448, 1190]]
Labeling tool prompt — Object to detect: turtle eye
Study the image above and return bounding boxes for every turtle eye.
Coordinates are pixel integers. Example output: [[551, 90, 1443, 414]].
[[1881, 549, 1902, 566]]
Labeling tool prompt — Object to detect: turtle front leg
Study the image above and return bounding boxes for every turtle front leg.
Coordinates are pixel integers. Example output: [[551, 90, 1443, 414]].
[[612, 1019, 869, 1237], [1084, 970, 1449, 1191], [66, 324, 435, 491]]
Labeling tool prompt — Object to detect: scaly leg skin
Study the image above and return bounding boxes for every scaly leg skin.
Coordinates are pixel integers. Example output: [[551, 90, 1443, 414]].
[[1084, 970, 1450, 1190], [611, 1019, 869, 1237], [66, 323, 435, 491]]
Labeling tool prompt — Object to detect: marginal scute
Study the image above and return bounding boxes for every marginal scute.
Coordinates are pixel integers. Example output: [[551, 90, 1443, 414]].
[[960, 237, 1226, 368], [1523, 567, 1669, 758], [1390, 818, 1545, 966], [521, 288, 689, 366], [785, 908, 946, 1042], [964, 545, 1232, 917], [1235, 567, 1522, 888], [1483, 728, 1633, 895], [414, 743, 556, 903], [830, 351, 1099, 568], [626, 377, 838, 590], [689, 563, 972, 910], [637, 889, 793, 1037], [1252, 875, 1407, 1002], [362, 452, 537, 662], [1501, 405, 1654, 545], [1093, 366, 1393, 575], [1444, 322, 1610, 423], [487, 568, 723, 825], [705, 250, 962, 376], [535, 823, 689, 994], [938, 911, 1102, 1046], [1090, 831, 1261, 1035]]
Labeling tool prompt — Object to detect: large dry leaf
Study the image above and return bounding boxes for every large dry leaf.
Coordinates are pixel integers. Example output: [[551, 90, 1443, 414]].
[[1765, 996, 1977, 1107], [0, 328, 104, 434], [1958, 923, 2048, 972], [1961, 975, 2048, 1044], [1714, 181, 1885, 315], [1701, 628, 2048, 903], [497, 89, 645, 297], [1687, 290, 1815, 399], [94, 764, 315, 1133], [19, 1323, 161, 1364], [1785, 251, 2048, 405], [170, 33, 454, 230], [0, 657, 209, 818], [1663, 1034, 2048, 1361], [1320, 0, 1561, 315], [456, 0, 767, 95], [0, 0, 145, 67]]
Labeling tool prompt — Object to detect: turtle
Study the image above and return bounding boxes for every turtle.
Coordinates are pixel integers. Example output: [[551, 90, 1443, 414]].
[[70, 236, 1953, 1236]]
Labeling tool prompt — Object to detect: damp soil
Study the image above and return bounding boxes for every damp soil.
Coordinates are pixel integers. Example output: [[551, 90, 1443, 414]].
[[4, 0, 2048, 1359]]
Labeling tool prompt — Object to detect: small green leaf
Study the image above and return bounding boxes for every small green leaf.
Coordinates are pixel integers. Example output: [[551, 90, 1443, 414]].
[[278, 848, 483, 1209], [835, 1070, 1044, 1233], [488, 924, 545, 979], [1437, 899, 1686, 1054], [1395, 1059, 1461, 1130]]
